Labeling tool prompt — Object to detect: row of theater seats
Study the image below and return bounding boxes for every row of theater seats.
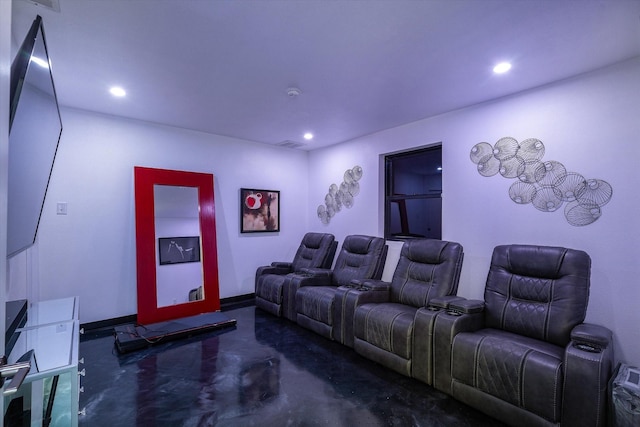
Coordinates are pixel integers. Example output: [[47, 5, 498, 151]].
[[254, 233, 614, 427]]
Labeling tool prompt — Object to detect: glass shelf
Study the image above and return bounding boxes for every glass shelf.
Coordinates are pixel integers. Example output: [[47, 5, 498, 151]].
[[18, 297, 78, 330], [4, 297, 79, 427], [9, 321, 78, 378]]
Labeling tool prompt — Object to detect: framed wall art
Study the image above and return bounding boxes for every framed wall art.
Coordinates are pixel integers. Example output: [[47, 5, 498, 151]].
[[240, 188, 280, 233]]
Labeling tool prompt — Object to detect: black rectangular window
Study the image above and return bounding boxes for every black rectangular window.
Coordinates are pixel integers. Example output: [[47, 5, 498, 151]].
[[385, 146, 442, 240]]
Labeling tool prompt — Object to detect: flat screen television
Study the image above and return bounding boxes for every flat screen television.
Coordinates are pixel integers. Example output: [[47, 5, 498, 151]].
[[7, 15, 63, 257]]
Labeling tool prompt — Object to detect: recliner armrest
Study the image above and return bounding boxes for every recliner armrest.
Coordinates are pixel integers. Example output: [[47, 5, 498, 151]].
[[345, 278, 366, 288], [562, 323, 614, 427], [349, 278, 391, 292], [271, 261, 293, 269], [570, 323, 612, 351], [432, 297, 486, 394], [281, 269, 332, 321], [260, 262, 293, 275], [297, 267, 333, 286], [427, 295, 465, 311], [255, 264, 293, 285], [448, 299, 485, 315], [412, 295, 465, 386], [333, 280, 392, 347]]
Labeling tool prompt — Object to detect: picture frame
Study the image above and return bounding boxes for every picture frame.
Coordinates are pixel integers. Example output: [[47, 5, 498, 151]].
[[158, 236, 201, 265], [240, 188, 280, 233]]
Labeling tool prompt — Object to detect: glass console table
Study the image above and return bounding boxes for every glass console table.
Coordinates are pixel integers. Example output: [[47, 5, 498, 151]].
[[3, 297, 80, 427]]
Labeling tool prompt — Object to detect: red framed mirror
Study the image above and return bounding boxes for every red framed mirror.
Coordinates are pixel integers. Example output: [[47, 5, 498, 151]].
[[134, 167, 220, 324]]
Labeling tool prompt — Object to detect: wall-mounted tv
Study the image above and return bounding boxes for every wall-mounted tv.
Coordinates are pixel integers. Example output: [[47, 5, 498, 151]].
[[7, 15, 63, 257]]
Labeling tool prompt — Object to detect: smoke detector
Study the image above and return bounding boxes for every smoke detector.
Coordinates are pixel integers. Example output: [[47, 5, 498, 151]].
[[286, 87, 302, 97]]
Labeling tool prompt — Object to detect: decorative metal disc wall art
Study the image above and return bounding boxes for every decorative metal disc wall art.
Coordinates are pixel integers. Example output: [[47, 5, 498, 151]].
[[317, 166, 363, 224], [470, 137, 612, 226]]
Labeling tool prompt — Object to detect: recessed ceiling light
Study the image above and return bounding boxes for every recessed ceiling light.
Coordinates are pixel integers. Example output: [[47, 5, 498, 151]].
[[493, 62, 512, 74], [303, 133, 314, 140], [109, 86, 126, 97]]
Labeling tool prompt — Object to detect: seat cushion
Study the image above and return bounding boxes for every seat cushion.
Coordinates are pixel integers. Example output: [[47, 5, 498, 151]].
[[451, 328, 564, 423], [296, 286, 337, 325], [354, 303, 418, 360]]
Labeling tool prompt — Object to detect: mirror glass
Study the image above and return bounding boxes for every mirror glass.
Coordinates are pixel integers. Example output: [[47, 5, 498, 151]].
[[154, 185, 204, 308]]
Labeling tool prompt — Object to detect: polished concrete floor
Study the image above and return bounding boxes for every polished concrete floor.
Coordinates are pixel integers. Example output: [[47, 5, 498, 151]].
[[79, 305, 504, 426]]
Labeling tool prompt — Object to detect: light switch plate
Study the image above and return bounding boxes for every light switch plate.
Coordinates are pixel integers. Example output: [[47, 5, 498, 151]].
[[56, 202, 67, 215]]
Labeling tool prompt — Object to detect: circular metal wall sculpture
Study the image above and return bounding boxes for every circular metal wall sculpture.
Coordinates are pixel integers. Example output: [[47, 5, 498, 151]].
[[470, 138, 612, 226], [317, 165, 363, 224]]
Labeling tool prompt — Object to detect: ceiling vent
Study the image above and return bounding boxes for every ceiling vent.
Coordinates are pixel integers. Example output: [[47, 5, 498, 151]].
[[20, 0, 61, 12], [276, 140, 305, 149]]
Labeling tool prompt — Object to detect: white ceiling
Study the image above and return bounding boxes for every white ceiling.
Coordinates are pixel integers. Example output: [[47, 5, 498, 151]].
[[12, 0, 640, 150]]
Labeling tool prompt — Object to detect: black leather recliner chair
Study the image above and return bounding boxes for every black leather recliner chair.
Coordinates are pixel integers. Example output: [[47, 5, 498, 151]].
[[432, 244, 614, 427], [351, 239, 464, 382], [255, 232, 337, 317], [294, 235, 387, 331]]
